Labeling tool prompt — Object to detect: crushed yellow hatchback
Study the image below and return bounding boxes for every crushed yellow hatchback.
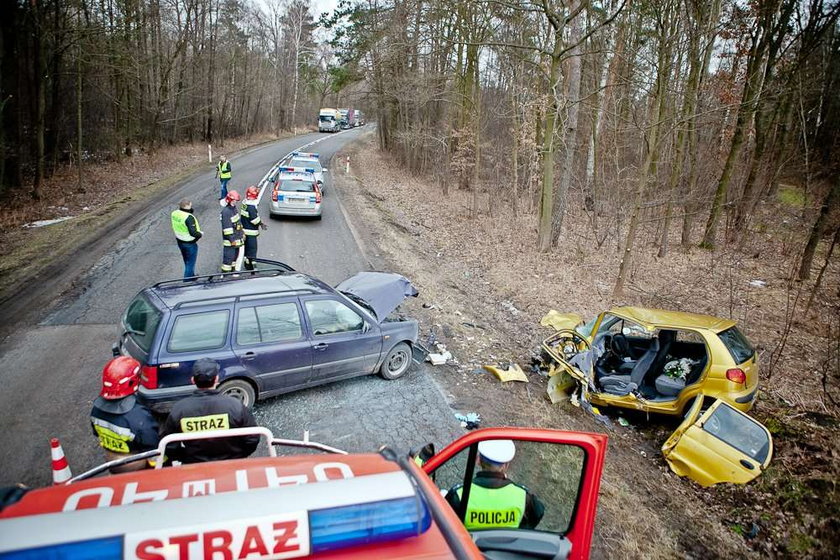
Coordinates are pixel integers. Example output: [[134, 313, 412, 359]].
[[542, 307, 772, 485], [542, 307, 760, 416]]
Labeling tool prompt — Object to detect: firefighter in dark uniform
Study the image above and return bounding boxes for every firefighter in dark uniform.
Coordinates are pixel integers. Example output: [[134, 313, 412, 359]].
[[240, 185, 268, 270], [159, 359, 259, 464], [220, 190, 244, 273], [445, 440, 545, 530], [90, 357, 160, 473]]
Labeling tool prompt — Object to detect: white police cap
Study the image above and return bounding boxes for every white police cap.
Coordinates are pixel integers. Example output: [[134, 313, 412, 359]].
[[478, 439, 516, 464]]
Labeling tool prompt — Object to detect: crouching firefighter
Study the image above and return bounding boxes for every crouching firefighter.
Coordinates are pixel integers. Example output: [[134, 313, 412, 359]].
[[220, 190, 244, 273], [90, 357, 161, 473], [240, 185, 268, 270]]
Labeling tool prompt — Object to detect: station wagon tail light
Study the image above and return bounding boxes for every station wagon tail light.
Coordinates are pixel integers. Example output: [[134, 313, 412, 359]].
[[726, 368, 746, 384], [140, 365, 158, 389], [313, 185, 322, 203], [271, 188, 279, 202]]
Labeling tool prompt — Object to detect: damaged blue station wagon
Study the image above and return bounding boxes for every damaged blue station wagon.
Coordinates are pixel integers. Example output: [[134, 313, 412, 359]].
[[113, 261, 420, 411]]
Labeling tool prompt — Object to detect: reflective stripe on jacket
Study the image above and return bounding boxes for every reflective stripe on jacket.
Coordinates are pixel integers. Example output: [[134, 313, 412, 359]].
[[171, 210, 201, 242], [218, 161, 232, 179], [220, 205, 244, 246], [240, 201, 261, 236], [457, 483, 526, 529], [90, 395, 160, 455]]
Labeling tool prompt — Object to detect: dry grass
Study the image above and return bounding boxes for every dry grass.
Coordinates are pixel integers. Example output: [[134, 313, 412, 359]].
[[0, 133, 288, 295], [335, 132, 840, 558]]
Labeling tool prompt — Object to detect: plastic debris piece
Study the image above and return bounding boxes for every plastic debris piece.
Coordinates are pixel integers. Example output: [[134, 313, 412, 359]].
[[540, 310, 584, 332], [546, 371, 576, 404], [547, 374, 569, 404], [455, 412, 481, 430], [427, 351, 452, 365], [483, 363, 529, 383], [617, 417, 630, 427], [748, 279, 767, 288]]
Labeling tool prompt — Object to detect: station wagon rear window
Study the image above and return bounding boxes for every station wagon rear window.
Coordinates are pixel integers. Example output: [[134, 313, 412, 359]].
[[123, 294, 162, 352], [168, 310, 230, 353], [278, 180, 315, 193], [718, 326, 755, 364]]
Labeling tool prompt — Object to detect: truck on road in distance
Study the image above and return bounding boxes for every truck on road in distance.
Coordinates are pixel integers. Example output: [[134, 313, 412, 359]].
[[338, 108, 355, 129], [319, 108, 340, 133]]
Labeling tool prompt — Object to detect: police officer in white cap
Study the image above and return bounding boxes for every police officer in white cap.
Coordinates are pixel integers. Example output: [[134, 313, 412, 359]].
[[445, 439, 545, 530]]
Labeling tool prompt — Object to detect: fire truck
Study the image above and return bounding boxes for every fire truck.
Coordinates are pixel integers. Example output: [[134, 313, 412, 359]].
[[0, 427, 607, 559]]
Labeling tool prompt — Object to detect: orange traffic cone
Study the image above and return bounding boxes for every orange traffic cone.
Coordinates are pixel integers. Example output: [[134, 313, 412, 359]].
[[50, 438, 72, 485]]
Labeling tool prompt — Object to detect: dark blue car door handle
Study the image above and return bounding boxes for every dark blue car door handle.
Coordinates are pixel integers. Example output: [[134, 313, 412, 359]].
[[242, 351, 256, 360], [313, 343, 329, 351]]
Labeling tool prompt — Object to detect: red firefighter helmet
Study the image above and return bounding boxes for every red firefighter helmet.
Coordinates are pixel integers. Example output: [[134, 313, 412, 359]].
[[225, 190, 241, 204], [100, 357, 142, 399], [245, 185, 259, 200]]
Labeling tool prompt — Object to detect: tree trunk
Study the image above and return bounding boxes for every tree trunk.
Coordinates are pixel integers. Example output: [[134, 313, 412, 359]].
[[537, 45, 561, 252], [31, 0, 46, 200], [551, 0, 583, 245], [798, 176, 840, 280]]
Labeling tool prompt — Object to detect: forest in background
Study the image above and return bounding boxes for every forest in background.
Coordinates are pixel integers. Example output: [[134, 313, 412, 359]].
[[324, 0, 839, 293], [3, 0, 838, 279], [0, 0, 358, 200]]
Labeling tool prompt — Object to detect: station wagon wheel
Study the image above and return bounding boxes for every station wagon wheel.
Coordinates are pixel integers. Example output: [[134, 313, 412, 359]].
[[218, 379, 256, 409], [380, 342, 412, 380]]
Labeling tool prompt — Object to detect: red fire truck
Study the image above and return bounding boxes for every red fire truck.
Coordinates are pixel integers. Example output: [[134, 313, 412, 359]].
[[0, 427, 607, 559]]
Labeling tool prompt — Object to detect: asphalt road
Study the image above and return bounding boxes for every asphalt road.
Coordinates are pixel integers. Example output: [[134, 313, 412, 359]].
[[0, 128, 462, 487]]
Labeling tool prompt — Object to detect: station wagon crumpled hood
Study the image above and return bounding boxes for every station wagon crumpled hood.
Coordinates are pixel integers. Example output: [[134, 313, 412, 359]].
[[337, 272, 419, 322]]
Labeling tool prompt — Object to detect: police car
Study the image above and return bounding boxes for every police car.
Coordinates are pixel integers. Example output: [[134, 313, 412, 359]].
[[284, 152, 325, 192], [270, 168, 322, 219], [0, 427, 607, 559]]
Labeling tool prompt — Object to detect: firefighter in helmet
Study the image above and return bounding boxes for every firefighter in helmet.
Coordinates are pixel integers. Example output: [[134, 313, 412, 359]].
[[240, 185, 268, 270], [445, 440, 545, 530], [90, 357, 160, 473], [220, 190, 245, 273]]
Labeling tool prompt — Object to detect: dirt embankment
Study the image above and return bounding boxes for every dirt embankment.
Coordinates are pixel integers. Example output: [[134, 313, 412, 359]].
[[0, 133, 292, 306], [334, 132, 839, 559]]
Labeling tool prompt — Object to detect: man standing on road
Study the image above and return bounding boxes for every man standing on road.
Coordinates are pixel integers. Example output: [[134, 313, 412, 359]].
[[240, 185, 268, 270], [171, 198, 202, 278], [90, 357, 160, 473], [220, 190, 244, 273], [160, 359, 259, 464], [215, 155, 232, 202], [445, 440, 545, 530]]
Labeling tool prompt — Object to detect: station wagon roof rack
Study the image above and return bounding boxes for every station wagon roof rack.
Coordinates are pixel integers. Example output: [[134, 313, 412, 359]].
[[153, 260, 295, 291]]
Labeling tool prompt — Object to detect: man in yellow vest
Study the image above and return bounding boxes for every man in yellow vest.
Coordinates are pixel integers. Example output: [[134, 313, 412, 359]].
[[215, 155, 233, 201], [445, 440, 545, 530], [171, 198, 202, 278]]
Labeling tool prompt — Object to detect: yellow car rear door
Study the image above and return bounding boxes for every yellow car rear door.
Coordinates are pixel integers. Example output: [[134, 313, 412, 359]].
[[662, 397, 773, 486]]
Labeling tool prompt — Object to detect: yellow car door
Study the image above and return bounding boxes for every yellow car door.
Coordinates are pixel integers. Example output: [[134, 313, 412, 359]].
[[662, 398, 773, 486]]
